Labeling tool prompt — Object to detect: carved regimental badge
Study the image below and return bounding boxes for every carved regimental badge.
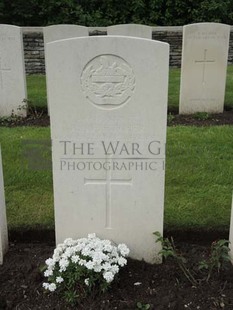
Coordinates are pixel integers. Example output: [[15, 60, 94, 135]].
[[81, 55, 135, 109]]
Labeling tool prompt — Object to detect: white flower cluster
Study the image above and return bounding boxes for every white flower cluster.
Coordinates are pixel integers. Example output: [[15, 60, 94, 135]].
[[43, 233, 129, 292]]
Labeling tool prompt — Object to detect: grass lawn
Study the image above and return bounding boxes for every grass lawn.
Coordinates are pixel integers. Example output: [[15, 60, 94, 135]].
[[26, 75, 47, 109], [26, 65, 233, 111], [0, 126, 233, 232]]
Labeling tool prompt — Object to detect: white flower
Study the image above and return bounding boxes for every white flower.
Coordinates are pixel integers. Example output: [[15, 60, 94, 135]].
[[102, 262, 111, 271], [84, 278, 89, 286], [88, 233, 96, 239], [79, 259, 87, 266], [56, 276, 64, 283], [56, 244, 66, 253], [103, 271, 114, 283], [42, 282, 50, 290], [118, 257, 127, 267], [85, 261, 95, 270], [48, 283, 57, 292], [118, 244, 130, 257], [64, 238, 75, 246], [104, 244, 113, 252], [59, 258, 69, 272], [43, 234, 129, 293], [111, 264, 119, 275], [45, 258, 55, 267], [44, 269, 53, 277], [82, 247, 92, 256], [64, 247, 74, 258], [93, 265, 102, 272], [103, 239, 111, 246], [92, 251, 108, 264], [71, 255, 79, 263]]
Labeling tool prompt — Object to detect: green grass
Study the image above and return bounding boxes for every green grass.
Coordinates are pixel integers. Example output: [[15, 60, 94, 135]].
[[2, 68, 233, 232], [26, 65, 233, 112], [165, 126, 233, 231], [225, 65, 233, 109], [1, 126, 233, 231], [168, 67, 180, 111], [1, 127, 53, 229], [26, 75, 47, 109]]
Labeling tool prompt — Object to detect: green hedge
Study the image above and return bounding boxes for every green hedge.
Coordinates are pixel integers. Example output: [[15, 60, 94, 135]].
[[0, 0, 233, 26]]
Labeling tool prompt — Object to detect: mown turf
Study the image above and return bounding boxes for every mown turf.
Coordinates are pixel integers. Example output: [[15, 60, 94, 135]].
[[1, 126, 232, 231], [165, 125, 233, 231], [26, 65, 233, 112], [0, 127, 53, 229]]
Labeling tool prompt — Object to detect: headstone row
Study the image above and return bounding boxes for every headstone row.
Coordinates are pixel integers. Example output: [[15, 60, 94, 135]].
[[0, 22, 233, 265], [0, 23, 231, 117]]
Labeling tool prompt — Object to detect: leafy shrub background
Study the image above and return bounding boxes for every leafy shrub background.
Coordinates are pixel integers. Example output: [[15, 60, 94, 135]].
[[0, 0, 232, 26]]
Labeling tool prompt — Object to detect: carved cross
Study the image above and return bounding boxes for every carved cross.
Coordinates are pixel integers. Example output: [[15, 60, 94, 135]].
[[195, 49, 215, 84], [0, 57, 11, 89], [84, 158, 132, 229]]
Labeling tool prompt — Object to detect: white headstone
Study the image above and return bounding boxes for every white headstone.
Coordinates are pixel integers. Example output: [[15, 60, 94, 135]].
[[107, 24, 152, 39], [44, 24, 89, 115], [47, 36, 169, 263], [229, 194, 233, 263], [0, 146, 8, 265], [0, 25, 27, 117], [43, 24, 88, 44], [179, 23, 230, 114]]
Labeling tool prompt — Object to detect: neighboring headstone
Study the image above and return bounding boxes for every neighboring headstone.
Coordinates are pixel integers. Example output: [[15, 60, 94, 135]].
[[229, 194, 233, 263], [107, 24, 152, 39], [43, 24, 89, 44], [179, 23, 230, 114], [0, 146, 8, 265], [43, 24, 89, 115], [46, 36, 169, 263], [0, 24, 27, 117]]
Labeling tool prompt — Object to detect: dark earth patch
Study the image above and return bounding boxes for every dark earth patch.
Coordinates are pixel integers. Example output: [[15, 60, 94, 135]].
[[1, 242, 233, 309], [1, 110, 233, 128]]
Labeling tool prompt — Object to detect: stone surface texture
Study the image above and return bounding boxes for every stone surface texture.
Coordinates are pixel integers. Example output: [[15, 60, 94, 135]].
[[179, 23, 230, 114], [43, 24, 88, 44], [43, 24, 89, 115], [0, 24, 27, 117], [47, 36, 169, 263], [107, 24, 152, 38]]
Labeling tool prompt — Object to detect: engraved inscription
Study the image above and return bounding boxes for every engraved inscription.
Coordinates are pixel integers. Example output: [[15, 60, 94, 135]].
[[187, 31, 227, 41], [0, 36, 15, 42], [0, 57, 11, 89], [81, 55, 135, 109], [84, 158, 132, 229], [195, 49, 215, 84], [190, 98, 216, 103]]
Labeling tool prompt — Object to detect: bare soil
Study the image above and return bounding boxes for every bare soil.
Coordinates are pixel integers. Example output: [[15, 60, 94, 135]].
[[1, 241, 233, 310], [1, 110, 233, 127]]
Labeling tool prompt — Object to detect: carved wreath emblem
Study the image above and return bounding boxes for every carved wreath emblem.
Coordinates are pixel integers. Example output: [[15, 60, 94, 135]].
[[81, 55, 135, 109]]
